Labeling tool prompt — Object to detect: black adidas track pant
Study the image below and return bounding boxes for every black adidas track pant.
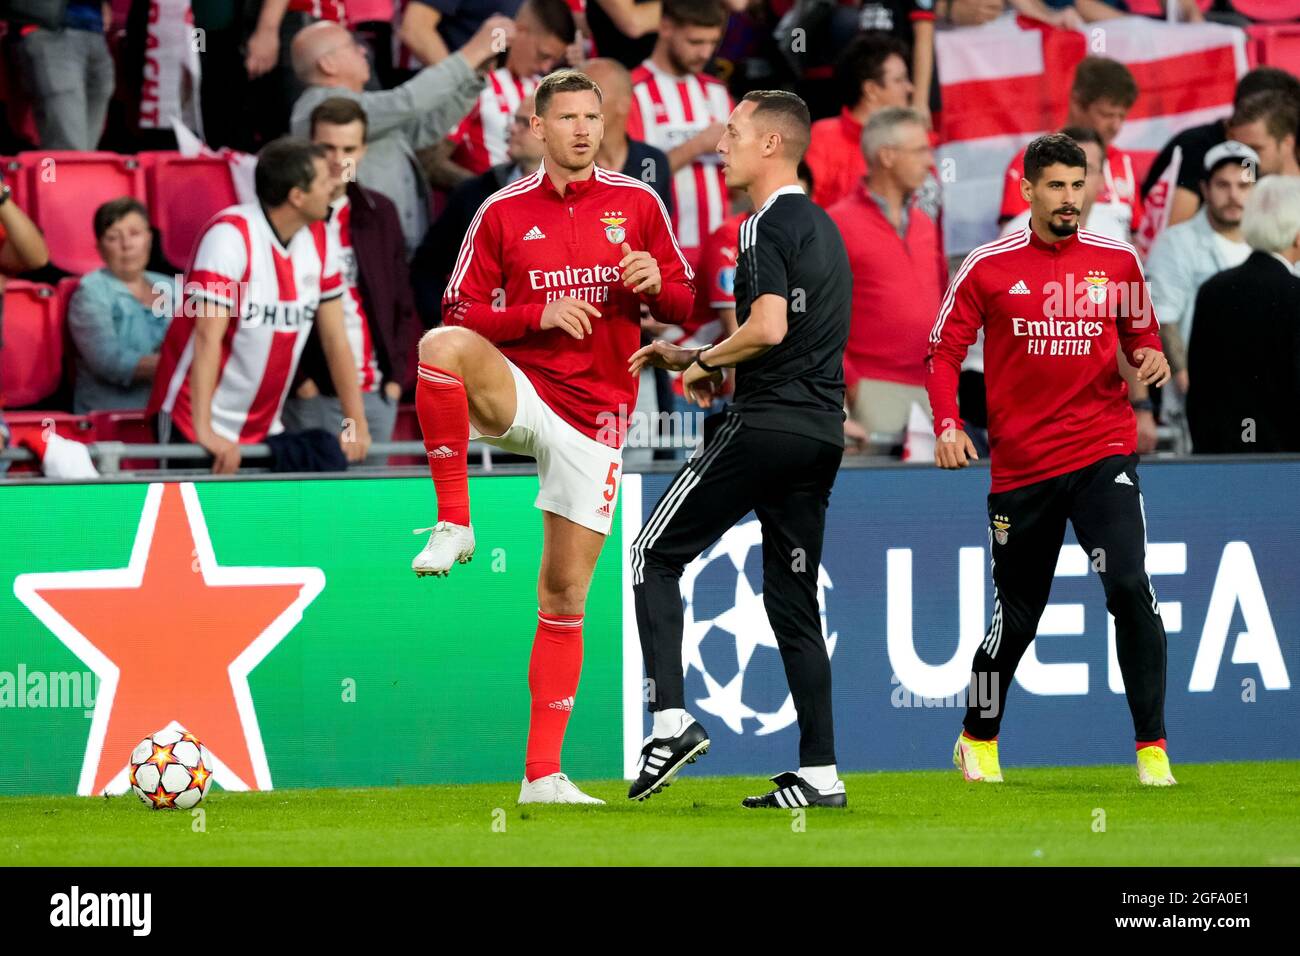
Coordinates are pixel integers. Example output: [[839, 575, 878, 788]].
[[964, 453, 1168, 743], [631, 411, 844, 767]]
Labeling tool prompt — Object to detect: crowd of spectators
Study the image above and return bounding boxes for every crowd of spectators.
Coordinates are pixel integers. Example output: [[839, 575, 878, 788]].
[[0, 0, 1297, 475]]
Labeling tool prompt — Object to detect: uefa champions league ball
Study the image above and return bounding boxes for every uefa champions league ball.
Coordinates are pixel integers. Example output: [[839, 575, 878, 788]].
[[129, 729, 214, 810]]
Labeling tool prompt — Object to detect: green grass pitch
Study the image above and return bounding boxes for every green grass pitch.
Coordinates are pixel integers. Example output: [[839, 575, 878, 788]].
[[2, 761, 1297, 866]]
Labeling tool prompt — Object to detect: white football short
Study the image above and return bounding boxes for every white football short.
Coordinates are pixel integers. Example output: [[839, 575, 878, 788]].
[[470, 357, 622, 536]]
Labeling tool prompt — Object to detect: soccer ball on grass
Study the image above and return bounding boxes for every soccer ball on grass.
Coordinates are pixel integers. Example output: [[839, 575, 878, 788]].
[[129, 728, 214, 810]]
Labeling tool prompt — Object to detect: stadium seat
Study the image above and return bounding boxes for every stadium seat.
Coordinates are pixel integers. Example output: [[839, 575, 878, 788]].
[[16, 151, 145, 274], [55, 276, 81, 393], [87, 407, 153, 444], [1249, 24, 1300, 71], [87, 407, 158, 470], [0, 281, 63, 408], [1, 410, 94, 440], [1231, 1, 1300, 23], [0, 156, 25, 209], [141, 152, 239, 269], [0, 410, 95, 474]]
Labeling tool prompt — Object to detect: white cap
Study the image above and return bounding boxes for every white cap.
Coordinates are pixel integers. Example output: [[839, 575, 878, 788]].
[[1203, 140, 1260, 178]]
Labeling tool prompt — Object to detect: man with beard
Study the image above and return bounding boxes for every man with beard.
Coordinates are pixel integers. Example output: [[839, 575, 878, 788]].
[[926, 133, 1176, 788], [1145, 141, 1259, 399]]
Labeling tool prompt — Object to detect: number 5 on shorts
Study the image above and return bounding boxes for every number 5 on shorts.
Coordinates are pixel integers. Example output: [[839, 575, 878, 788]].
[[603, 461, 620, 503]]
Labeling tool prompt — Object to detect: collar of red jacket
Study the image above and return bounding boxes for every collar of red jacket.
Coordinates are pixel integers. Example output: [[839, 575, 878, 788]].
[[1027, 226, 1081, 253], [538, 162, 599, 199]]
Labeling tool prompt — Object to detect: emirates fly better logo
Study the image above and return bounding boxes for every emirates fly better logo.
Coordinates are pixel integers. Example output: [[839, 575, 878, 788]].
[[13, 483, 324, 795], [528, 264, 621, 305], [1010, 269, 1152, 356]]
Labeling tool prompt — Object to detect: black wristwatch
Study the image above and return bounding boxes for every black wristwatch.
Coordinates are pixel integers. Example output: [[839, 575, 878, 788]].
[[695, 346, 721, 373], [0, 183, 11, 207], [1131, 398, 1155, 413]]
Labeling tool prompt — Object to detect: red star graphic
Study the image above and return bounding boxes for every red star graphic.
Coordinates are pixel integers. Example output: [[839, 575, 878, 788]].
[[16, 483, 324, 795], [190, 760, 212, 791], [147, 743, 177, 770], [147, 784, 178, 809]]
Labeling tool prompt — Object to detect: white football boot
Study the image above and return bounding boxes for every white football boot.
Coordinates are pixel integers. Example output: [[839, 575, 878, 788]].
[[411, 521, 475, 577], [517, 772, 606, 805]]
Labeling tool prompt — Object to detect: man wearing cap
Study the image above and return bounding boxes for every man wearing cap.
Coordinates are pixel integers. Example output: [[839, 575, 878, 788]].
[[1186, 176, 1300, 454], [1144, 141, 1259, 399]]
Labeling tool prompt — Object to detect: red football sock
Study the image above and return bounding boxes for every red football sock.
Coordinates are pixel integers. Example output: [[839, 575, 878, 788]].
[[525, 611, 584, 782], [416, 363, 470, 526], [1136, 738, 1167, 752]]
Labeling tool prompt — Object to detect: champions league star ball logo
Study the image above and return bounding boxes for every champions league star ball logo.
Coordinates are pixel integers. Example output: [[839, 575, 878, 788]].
[[680, 519, 837, 736], [601, 212, 627, 244]]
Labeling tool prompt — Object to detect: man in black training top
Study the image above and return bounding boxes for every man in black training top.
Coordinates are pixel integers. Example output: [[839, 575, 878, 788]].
[[626, 90, 853, 809]]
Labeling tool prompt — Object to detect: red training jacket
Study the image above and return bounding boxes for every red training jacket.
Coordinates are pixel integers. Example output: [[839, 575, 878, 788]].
[[926, 226, 1162, 492], [443, 163, 695, 447]]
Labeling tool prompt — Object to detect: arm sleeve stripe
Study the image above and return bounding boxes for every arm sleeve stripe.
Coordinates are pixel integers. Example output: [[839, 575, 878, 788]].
[[445, 168, 545, 300], [929, 228, 1030, 345]]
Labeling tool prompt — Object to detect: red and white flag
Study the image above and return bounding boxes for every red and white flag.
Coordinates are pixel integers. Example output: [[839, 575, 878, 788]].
[[139, 0, 203, 136], [935, 14, 1248, 256], [1135, 144, 1182, 259]]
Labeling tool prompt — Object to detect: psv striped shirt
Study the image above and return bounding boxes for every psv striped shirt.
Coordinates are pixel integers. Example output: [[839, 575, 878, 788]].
[[449, 67, 539, 176], [148, 203, 344, 442], [630, 60, 733, 257]]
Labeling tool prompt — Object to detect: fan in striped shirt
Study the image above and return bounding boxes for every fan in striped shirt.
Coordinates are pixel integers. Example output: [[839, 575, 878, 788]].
[[629, 0, 734, 269], [434, 0, 576, 181]]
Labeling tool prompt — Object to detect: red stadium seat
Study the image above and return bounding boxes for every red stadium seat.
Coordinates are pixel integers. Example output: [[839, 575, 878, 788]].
[[87, 407, 158, 469], [0, 156, 26, 209], [0, 281, 63, 408], [141, 152, 239, 269], [1231, 1, 1300, 23], [2, 410, 94, 441], [55, 276, 80, 393], [16, 151, 145, 274], [1249, 24, 1300, 71], [87, 408, 153, 444], [0, 410, 95, 473]]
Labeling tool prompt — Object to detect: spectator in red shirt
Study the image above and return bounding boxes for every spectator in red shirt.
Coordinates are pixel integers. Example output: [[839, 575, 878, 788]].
[[998, 57, 1144, 240], [828, 106, 946, 443], [805, 33, 913, 210]]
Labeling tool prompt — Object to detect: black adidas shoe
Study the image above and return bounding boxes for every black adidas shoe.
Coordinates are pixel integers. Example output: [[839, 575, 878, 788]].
[[741, 771, 847, 809], [627, 719, 710, 801]]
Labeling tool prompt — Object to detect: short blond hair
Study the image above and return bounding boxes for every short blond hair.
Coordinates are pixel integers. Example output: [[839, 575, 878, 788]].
[[535, 70, 602, 116]]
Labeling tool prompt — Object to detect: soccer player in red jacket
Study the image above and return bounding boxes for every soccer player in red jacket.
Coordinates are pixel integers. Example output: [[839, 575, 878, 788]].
[[926, 133, 1176, 787], [412, 69, 694, 805]]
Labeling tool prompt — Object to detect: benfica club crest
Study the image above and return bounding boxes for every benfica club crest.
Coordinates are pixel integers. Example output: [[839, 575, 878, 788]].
[[992, 515, 1011, 546], [601, 212, 627, 244], [1085, 271, 1109, 305]]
